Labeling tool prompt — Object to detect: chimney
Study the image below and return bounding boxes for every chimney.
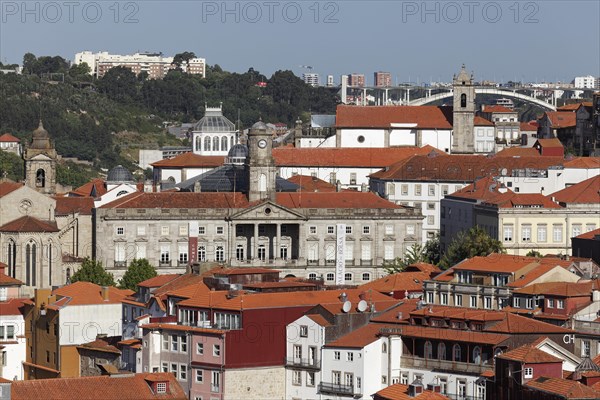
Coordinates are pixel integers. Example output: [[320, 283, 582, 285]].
[[194, 180, 201, 193], [339, 292, 348, 302], [408, 378, 424, 397], [336, 180, 341, 192], [361, 183, 368, 192], [397, 312, 403, 320], [101, 286, 110, 301]]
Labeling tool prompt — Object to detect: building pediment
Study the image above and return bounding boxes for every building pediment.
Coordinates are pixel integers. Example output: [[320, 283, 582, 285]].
[[28, 153, 54, 162], [230, 200, 306, 221]]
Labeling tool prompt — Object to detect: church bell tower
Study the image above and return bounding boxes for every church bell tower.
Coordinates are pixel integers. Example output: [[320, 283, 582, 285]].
[[452, 64, 476, 154], [24, 120, 57, 194], [247, 120, 276, 201]]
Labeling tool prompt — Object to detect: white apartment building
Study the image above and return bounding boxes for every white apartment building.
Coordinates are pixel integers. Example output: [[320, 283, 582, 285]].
[[574, 76, 596, 89], [303, 73, 320, 87], [0, 298, 27, 380]]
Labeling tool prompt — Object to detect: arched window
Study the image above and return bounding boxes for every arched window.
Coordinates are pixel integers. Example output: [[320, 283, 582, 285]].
[[362, 272, 371, 281], [213, 136, 220, 152], [473, 346, 482, 364], [326, 273, 335, 281], [116, 190, 129, 197], [36, 169, 45, 187], [236, 244, 244, 261], [344, 272, 352, 282], [230, 136, 235, 148], [7, 239, 16, 277], [26, 241, 37, 286], [382, 342, 388, 353], [453, 344, 462, 362], [66, 267, 71, 284], [494, 348, 503, 359], [460, 93, 467, 108], [259, 174, 267, 192], [438, 343, 446, 360], [424, 341, 433, 359], [198, 245, 206, 262], [308, 273, 317, 280], [221, 136, 228, 152], [48, 242, 53, 286], [204, 136, 211, 151], [215, 246, 224, 262]]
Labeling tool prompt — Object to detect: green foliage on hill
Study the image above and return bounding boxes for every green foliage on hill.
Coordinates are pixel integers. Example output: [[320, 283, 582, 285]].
[[0, 150, 25, 181], [71, 258, 115, 286]]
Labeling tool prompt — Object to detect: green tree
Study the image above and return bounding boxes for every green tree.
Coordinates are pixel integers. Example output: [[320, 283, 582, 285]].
[[173, 51, 196, 70], [119, 259, 157, 291], [383, 243, 426, 274], [423, 233, 441, 266], [71, 258, 115, 286], [97, 66, 138, 103], [526, 250, 543, 258], [0, 150, 25, 181], [439, 226, 505, 270]]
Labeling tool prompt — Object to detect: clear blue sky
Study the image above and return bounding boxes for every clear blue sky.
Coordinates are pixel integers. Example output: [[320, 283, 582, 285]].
[[1, 1, 599, 84]]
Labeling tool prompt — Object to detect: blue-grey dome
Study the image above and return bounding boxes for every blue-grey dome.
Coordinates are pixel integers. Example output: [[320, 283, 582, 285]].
[[193, 106, 236, 133], [251, 120, 268, 131], [107, 165, 134, 183], [226, 144, 248, 165]]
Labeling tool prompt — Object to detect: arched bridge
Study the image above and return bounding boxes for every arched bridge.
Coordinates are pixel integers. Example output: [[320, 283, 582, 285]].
[[409, 87, 557, 111]]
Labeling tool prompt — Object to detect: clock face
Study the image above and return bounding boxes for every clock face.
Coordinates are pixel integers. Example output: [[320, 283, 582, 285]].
[[258, 139, 267, 149]]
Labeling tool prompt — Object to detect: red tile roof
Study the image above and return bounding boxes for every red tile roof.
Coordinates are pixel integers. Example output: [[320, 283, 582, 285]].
[[563, 157, 600, 169], [0, 297, 29, 316], [335, 105, 454, 129], [393, 324, 511, 345], [481, 192, 562, 209], [77, 337, 121, 354], [286, 175, 337, 192], [544, 112, 577, 128], [506, 264, 570, 288], [575, 228, 600, 240], [448, 175, 511, 200], [51, 282, 133, 306], [151, 152, 225, 168], [0, 216, 59, 233], [273, 146, 438, 168], [101, 191, 250, 209], [10, 372, 188, 400], [482, 105, 515, 113], [513, 280, 599, 297], [525, 376, 600, 399], [0, 181, 23, 197], [405, 262, 442, 275], [474, 116, 494, 126], [0, 133, 20, 142], [520, 122, 539, 132], [306, 314, 332, 327], [498, 345, 562, 364], [69, 178, 107, 198], [450, 253, 569, 274], [536, 138, 565, 149], [495, 147, 540, 157], [370, 299, 420, 324], [551, 175, 600, 204], [358, 272, 430, 294], [326, 323, 390, 348], [138, 274, 181, 288], [374, 383, 450, 400], [275, 191, 402, 209], [0, 266, 23, 286], [141, 323, 225, 335], [557, 102, 592, 111], [54, 196, 94, 215]]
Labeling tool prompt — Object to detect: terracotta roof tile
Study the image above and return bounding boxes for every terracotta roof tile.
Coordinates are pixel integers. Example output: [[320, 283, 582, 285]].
[[0, 266, 23, 286], [368, 299, 420, 324], [513, 280, 599, 297], [474, 116, 494, 126], [525, 376, 600, 399], [563, 157, 600, 169], [214, 268, 278, 276], [0, 133, 20, 142], [151, 152, 225, 168], [0, 181, 24, 197], [557, 102, 592, 111], [11, 372, 187, 400], [451, 253, 567, 274], [405, 262, 442, 275], [0, 216, 59, 233], [481, 192, 562, 209], [77, 336, 121, 354], [482, 105, 515, 113], [575, 228, 600, 240], [275, 191, 402, 209], [141, 323, 225, 335], [448, 175, 511, 200], [495, 147, 540, 157], [306, 314, 332, 327], [0, 297, 28, 316], [326, 323, 390, 348], [374, 383, 450, 400], [507, 264, 570, 288], [391, 324, 511, 345], [138, 274, 181, 288], [54, 196, 94, 215], [498, 345, 562, 363], [520, 121, 539, 132], [101, 191, 249, 209], [51, 282, 133, 306], [358, 272, 429, 294], [544, 112, 577, 128], [69, 178, 107, 198], [335, 105, 454, 129], [273, 146, 437, 168], [286, 175, 337, 192], [551, 175, 600, 204]]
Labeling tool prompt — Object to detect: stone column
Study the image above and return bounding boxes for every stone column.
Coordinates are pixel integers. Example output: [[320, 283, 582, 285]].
[[253, 223, 259, 260], [276, 223, 281, 259]]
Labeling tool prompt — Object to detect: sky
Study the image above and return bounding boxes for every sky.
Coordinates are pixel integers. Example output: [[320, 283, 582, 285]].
[[1, 0, 599, 85]]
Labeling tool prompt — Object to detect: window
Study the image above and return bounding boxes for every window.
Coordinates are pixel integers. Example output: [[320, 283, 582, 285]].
[[179, 364, 187, 381], [332, 371, 341, 385], [170, 363, 177, 376], [382, 342, 388, 353], [503, 225, 513, 242], [385, 225, 394, 235], [178, 244, 188, 264], [406, 225, 415, 235], [547, 298, 554, 308], [553, 225, 563, 242], [470, 295, 477, 308], [427, 292, 434, 304], [216, 226, 224, 235], [350, 173, 357, 185], [382, 375, 387, 384], [361, 242, 371, 261], [307, 372, 315, 386], [211, 371, 220, 392], [524, 367, 533, 378], [236, 244, 244, 261], [344, 373, 353, 387], [345, 226, 352, 234], [198, 226, 206, 235], [179, 225, 187, 236], [181, 335, 188, 353], [116, 226, 124, 235], [586, 224, 597, 232], [441, 293, 448, 305], [473, 346, 482, 364], [428, 185, 435, 196], [196, 369, 204, 383], [424, 341, 433, 358], [213, 344, 220, 357], [292, 370, 302, 385], [308, 273, 317, 280], [557, 299, 564, 309], [198, 246, 206, 262], [442, 185, 449, 195], [334, 351, 340, 360], [296, 325, 308, 338], [485, 297, 492, 309], [453, 344, 462, 361], [160, 245, 170, 263], [572, 224, 582, 238], [344, 273, 352, 282], [171, 335, 179, 352], [326, 273, 334, 281], [401, 373, 409, 385], [156, 382, 167, 394], [363, 226, 370, 234], [197, 343, 204, 355], [162, 334, 169, 350], [526, 298, 534, 309], [415, 185, 422, 196], [309, 226, 317, 234], [582, 340, 591, 357], [522, 225, 531, 242], [327, 226, 335, 234], [455, 295, 463, 307], [347, 352, 354, 362], [362, 273, 371, 281], [161, 226, 170, 236], [537, 225, 547, 242], [427, 202, 435, 210], [215, 246, 224, 262], [427, 215, 434, 225], [356, 376, 362, 389], [438, 343, 446, 360], [401, 184, 408, 196]]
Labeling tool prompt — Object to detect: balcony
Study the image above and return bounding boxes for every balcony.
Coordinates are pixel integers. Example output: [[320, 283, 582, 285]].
[[360, 259, 372, 266], [285, 357, 320, 370], [400, 355, 490, 375], [158, 260, 172, 268], [318, 382, 361, 398]]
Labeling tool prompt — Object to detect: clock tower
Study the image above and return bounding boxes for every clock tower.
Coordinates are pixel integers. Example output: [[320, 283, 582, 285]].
[[247, 120, 276, 201]]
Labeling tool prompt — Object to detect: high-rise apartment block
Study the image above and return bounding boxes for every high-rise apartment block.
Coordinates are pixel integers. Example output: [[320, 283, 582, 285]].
[[348, 73, 365, 87], [74, 51, 206, 79], [302, 73, 319, 87], [374, 71, 392, 87]]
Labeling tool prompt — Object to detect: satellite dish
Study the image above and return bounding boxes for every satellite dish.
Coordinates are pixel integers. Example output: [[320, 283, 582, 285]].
[[342, 301, 352, 313], [357, 300, 368, 312], [501, 168, 508, 176]]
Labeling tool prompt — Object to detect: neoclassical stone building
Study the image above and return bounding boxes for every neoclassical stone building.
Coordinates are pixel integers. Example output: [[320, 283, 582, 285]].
[[94, 121, 424, 283]]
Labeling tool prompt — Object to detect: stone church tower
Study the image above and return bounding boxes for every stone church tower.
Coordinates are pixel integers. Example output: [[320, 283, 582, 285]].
[[452, 64, 476, 154], [247, 120, 276, 201], [24, 120, 57, 194]]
